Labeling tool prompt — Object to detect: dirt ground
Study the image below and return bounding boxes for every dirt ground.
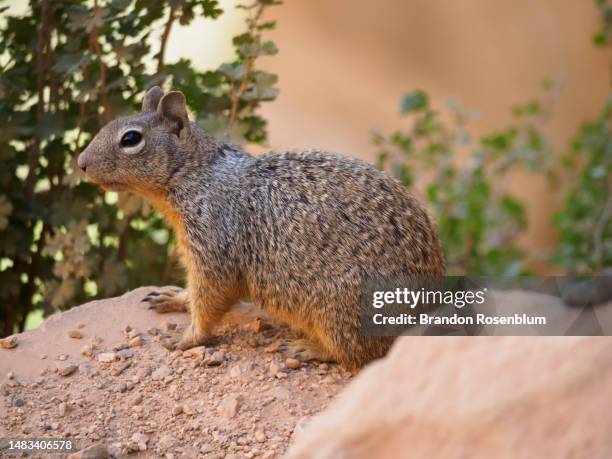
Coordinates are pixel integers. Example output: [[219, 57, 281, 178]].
[[0, 287, 353, 458]]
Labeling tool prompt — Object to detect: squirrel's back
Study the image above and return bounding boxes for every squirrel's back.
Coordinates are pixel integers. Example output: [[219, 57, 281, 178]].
[[212, 148, 444, 366]]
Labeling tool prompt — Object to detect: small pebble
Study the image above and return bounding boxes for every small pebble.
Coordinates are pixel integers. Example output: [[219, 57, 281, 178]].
[[97, 352, 117, 363], [0, 335, 18, 349], [160, 321, 177, 332], [285, 358, 301, 369], [220, 394, 242, 419], [58, 364, 78, 377], [255, 430, 266, 443], [207, 351, 225, 366], [269, 362, 282, 374], [68, 330, 83, 339]]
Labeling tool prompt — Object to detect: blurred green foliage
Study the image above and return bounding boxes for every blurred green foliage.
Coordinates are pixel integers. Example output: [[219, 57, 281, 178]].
[[374, 91, 554, 275], [376, 0, 611, 276], [554, 0, 612, 274], [0, 0, 281, 336]]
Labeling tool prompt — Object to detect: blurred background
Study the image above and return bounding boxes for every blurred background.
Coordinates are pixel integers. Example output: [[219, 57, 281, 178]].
[[0, 0, 610, 335]]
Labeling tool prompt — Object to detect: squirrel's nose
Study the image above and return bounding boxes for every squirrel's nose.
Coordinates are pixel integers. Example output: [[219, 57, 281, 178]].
[[77, 152, 88, 173]]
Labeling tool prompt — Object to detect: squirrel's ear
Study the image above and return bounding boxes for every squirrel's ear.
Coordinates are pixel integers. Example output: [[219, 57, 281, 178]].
[[142, 86, 164, 112], [157, 91, 190, 136]]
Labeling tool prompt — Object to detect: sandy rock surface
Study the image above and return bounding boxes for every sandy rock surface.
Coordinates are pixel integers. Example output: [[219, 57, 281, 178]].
[[287, 333, 612, 459], [0, 287, 352, 458]]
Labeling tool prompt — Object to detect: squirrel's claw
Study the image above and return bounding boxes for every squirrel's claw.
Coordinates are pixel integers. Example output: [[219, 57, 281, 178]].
[[141, 291, 161, 302], [280, 339, 334, 363], [142, 288, 189, 313]]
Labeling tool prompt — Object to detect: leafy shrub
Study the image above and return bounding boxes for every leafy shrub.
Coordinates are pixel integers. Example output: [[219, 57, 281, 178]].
[[374, 91, 555, 275], [0, 0, 281, 336], [554, 0, 611, 274]]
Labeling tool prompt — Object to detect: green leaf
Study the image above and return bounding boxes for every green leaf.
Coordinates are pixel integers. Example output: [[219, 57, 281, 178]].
[[400, 90, 428, 113]]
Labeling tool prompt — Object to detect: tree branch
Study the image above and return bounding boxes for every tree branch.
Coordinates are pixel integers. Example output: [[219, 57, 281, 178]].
[[25, 0, 52, 198], [157, 4, 176, 75], [90, 0, 112, 123], [228, 2, 266, 128]]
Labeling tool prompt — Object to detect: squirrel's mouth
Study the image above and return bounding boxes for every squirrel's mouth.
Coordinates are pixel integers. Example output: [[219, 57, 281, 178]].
[[99, 181, 128, 192]]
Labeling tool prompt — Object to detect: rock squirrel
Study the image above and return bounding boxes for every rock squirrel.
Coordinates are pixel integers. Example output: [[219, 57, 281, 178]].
[[78, 87, 444, 368]]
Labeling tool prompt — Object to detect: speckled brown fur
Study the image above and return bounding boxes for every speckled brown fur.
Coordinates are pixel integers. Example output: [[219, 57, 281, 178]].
[[78, 87, 444, 368]]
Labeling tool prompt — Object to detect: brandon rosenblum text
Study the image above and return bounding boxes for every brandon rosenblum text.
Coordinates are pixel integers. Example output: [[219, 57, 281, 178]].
[[372, 313, 547, 326]]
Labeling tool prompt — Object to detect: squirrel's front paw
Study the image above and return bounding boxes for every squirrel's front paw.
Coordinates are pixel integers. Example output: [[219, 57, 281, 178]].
[[142, 287, 189, 313]]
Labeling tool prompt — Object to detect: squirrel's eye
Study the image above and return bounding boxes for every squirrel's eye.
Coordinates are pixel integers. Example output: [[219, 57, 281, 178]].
[[120, 130, 142, 147]]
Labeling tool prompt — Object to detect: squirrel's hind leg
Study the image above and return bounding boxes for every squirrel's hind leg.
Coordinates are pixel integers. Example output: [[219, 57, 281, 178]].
[[280, 338, 336, 363], [142, 287, 189, 313]]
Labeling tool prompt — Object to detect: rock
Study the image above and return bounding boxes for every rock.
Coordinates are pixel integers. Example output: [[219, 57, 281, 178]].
[[285, 358, 301, 369], [129, 336, 142, 347], [172, 404, 183, 416], [287, 336, 612, 459], [12, 396, 25, 407], [229, 364, 242, 379], [97, 352, 117, 363], [157, 434, 175, 449], [130, 432, 148, 451], [68, 330, 83, 339], [183, 345, 206, 359], [58, 402, 68, 416], [111, 361, 131, 377], [160, 321, 177, 332], [136, 366, 152, 379], [68, 442, 110, 459], [57, 354, 68, 361], [1, 335, 18, 349], [58, 364, 78, 377], [275, 372, 288, 379], [34, 376, 45, 385], [80, 344, 94, 357], [117, 383, 127, 393], [117, 349, 134, 359], [220, 394, 242, 419], [151, 365, 172, 381], [207, 351, 225, 366], [127, 330, 140, 341], [269, 362, 282, 374], [132, 394, 143, 406], [320, 376, 335, 385], [7, 371, 14, 379], [255, 430, 266, 443]]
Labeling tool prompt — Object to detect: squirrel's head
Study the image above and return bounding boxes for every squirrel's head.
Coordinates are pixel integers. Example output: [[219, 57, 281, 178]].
[[78, 87, 207, 196]]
